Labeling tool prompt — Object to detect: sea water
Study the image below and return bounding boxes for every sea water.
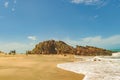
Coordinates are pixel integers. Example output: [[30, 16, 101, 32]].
[[57, 55, 120, 80]]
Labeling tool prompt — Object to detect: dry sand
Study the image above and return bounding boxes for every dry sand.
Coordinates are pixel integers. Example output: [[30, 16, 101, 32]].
[[0, 55, 84, 80]]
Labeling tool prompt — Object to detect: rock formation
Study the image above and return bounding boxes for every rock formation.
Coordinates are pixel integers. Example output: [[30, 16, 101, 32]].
[[30, 40, 74, 55], [76, 45, 112, 56], [28, 40, 112, 56]]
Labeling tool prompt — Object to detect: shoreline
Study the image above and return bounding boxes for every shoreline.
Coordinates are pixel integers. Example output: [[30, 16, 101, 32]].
[[57, 56, 120, 80]]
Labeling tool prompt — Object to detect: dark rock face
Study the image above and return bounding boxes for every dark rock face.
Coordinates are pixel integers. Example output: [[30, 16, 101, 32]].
[[29, 40, 112, 56]]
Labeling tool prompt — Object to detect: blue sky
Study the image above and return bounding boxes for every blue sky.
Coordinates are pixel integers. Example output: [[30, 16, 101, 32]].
[[0, 0, 120, 53]]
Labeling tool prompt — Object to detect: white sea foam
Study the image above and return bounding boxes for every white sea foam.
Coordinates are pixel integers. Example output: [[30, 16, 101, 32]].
[[57, 56, 120, 80]]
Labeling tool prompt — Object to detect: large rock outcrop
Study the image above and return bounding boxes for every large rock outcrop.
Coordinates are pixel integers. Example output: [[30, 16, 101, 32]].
[[76, 45, 112, 56], [31, 40, 74, 54], [28, 40, 112, 56]]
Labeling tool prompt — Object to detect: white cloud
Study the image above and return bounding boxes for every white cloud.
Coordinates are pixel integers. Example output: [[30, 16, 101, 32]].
[[96, 0, 109, 9], [4, 1, 9, 8], [3, 0, 17, 12], [71, 0, 99, 4], [0, 42, 33, 53], [12, 0, 17, 12], [64, 35, 120, 49], [28, 36, 37, 41], [0, 36, 37, 53], [71, 0, 107, 6]]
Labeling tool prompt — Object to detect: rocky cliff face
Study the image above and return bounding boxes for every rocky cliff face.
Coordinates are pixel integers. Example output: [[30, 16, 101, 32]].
[[28, 40, 112, 56], [31, 40, 74, 54], [76, 45, 112, 56]]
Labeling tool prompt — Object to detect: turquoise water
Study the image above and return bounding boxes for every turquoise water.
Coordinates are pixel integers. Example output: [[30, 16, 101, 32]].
[[110, 49, 120, 52]]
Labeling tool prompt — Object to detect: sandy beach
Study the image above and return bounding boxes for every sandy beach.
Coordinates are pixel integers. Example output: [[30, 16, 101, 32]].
[[57, 56, 120, 80], [0, 55, 84, 80]]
